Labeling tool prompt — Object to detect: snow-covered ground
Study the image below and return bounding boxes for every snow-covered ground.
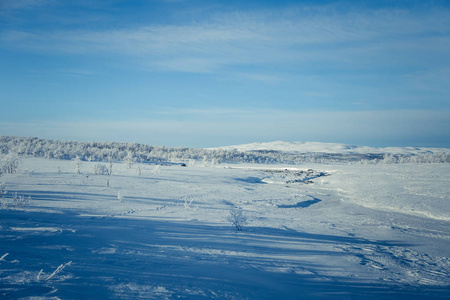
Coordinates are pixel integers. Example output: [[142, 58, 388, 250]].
[[1, 157, 449, 299], [212, 141, 450, 155]]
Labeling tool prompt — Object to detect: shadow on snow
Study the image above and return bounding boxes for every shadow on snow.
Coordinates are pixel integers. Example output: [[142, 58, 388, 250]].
[[0, 210, 448, 300], [277, 196, 322, 209]]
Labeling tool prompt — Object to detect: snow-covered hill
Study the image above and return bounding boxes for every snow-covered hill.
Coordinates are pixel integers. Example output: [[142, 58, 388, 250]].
[[2, 136, 450, 165], [213, 141, 450, 155]]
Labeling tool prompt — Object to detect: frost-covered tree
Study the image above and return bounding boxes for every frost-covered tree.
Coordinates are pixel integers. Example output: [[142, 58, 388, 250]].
[[0, 153, 19, 174], [94, 164, 108, 175], [136, 158, 143, 176], [123, 151, 135, 169], [0, 183, 6, 200], [73, 156, 82, 174], [228, 207, 247, 231], [117, 191, 124, 202], [108, 155, 113, 176]]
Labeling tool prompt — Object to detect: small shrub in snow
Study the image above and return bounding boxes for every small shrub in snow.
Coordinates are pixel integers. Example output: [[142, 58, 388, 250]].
[[23, 168, 34, 176], [0, 184, 7, 209], [94, 164, 109, 175], [73, 156, 82, 174], [0, 190, 31, 209], [117, 191, 124, 202], [180, 195, 194, 210], [12, 192, 31, 207], [153, 165, 161, 174], [228, 207, 247, 231], [136, 157, 144, 176], [137, 161, 143, 176], [0, 183, 6, 199], [107, 155, 113, 176], [124, 151, 135, 169]]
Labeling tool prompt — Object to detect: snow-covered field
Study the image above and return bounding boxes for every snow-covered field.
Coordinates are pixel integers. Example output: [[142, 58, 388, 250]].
[[1, 157, 449, 299]]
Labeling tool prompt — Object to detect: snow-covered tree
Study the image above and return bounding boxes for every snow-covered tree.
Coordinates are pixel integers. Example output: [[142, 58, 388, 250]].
[[123, 151, 135, 169], [0, 153, 19, 175], [108, 155, 113, 176], [73, 156, 82, 174], [228, 207, 247, 231]]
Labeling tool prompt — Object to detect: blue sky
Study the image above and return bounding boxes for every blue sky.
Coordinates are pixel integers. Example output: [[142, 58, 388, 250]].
[[1, 0, 450, 148]]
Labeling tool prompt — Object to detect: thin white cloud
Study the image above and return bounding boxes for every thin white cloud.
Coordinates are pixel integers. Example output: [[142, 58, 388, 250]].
[[154, 108, 249, 116], [2, 5, 449, 74], [0, 0, 52, 11], [25, 68, 96, 77]]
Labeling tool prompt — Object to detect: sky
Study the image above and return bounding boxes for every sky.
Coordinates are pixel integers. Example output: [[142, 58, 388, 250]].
[[1, 0, 450, 148]]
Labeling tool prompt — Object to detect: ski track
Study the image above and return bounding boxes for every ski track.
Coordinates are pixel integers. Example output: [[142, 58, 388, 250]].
[[0, 158, 449, 299]]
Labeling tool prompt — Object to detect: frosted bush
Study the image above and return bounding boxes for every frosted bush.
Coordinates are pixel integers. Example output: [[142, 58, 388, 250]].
[[180, 195, 194, 210], [12, 192, 31, 207], [23, 168, 34, 176], [94, 164, 109, 175], [0, 183, 6, 198], [0, 197, 6, 209], [0, 190, 31, 209], [117, 191, 124, 202], [109, 160, 113, 176], [73, 156, 82, 174], [0, 153, 19, 175], [124, 151, 135, 168], [0, 185, 5, 209], [137, 159, 143, 176], [228, 207, 247, 231]]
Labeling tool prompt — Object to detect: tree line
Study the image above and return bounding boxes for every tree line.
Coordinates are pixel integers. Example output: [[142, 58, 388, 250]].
[[1, 136, 449, 166]]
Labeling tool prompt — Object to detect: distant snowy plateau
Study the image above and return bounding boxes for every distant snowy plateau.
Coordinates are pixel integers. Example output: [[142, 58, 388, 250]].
[[212, 141, 450, 155], [1, 143, 449, 299]]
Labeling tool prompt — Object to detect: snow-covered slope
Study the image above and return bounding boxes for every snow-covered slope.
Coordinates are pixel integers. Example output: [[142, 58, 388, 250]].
[[213, 141, 450, 155], [1, 158, 449, 299]]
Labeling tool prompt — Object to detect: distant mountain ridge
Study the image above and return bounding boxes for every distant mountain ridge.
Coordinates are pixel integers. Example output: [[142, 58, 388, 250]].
[[212, 141, 450, 155]]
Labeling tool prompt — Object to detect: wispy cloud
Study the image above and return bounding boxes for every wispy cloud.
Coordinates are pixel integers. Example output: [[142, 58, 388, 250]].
[[26, 68, 96, 77], [2, 2, 449, 148], [2, 5, 449, 74], [154, 108, 249, 116], [0, 0, 51, 11]]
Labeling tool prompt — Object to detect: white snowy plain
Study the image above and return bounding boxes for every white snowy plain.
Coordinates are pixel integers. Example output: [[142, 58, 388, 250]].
[[1, 157, 449, 299]]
